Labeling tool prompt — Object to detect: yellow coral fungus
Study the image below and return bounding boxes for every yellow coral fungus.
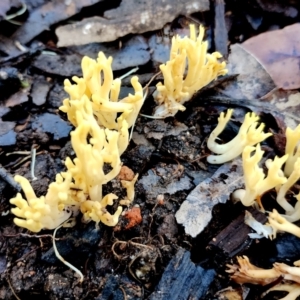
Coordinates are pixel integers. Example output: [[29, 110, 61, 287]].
[[228, 256, 300, 300], [226, 255, 280, 285], [207, 110, 272, 164], [284, 125, 300, 176], [10, 51, 141, 231], [232, 144, 288, 208], [10, 175, 72, 232], [268, 209, 300, 238], [61, 51, 144, 130], [153, 24, 227, 118], [276, 157, 300, 213]]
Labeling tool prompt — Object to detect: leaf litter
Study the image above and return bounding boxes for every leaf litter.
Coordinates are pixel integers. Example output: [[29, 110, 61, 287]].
[[55, 0, 209, 47], [175, 159, 244, 237], [1, 1, 300, 299], [242, 23, 300, 90]]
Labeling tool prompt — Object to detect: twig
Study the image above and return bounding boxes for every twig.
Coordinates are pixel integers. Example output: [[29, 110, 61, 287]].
[[143, 71, 161, 90], [7, 276, 21, 300], [119, 285, 127, 300], [15, 247, 40, 263], [6, 151, 31, 156], [0, 167, 21, 191]]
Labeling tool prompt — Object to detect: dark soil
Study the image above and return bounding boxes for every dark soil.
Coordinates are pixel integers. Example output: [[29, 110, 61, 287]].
[[0, 0, 300, 299]]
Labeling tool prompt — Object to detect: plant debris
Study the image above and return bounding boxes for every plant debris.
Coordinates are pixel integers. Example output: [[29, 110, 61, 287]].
[[56, 0, 209, 47]]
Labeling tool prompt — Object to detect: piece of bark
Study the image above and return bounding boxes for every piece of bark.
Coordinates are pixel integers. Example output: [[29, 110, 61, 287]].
[[0, 34, 27, 63], [207, 207, 267, 259], [31, 76, 51, 106], [56, 0, 209, 47], [148, 248, 215, 300], [0, 167, 21, 192], [176, 159, 244, 238], [32, 53, 82, 77], [214, 0, 228, 56], [12, 0, 103, 44]]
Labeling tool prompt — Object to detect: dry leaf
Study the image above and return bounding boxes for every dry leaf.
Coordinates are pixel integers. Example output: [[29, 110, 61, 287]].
[[242, 23, 300, 90], [175, 159, 244, 237], [262, 89, 300, 129], [256, 0, 298, 18], [5, 88, 30, 107], [12, 0, 102, 44], [56, 0, 209, 47], [216, 44, 276, 100]]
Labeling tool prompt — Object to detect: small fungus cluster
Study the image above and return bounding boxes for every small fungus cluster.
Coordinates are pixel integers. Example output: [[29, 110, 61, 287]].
[[152, 24, 227, 118], [208, 110, 300, 238], [7, 22, 300, 298], [207, 109, 272, 164], [10, 24, 227, 232], [227, 256, 300, 300], [10, 52, 142, 232], [208, 111, 300, 298]]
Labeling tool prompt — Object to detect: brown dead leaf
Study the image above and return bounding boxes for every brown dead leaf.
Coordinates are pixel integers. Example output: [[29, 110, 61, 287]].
[[242, 23, 300, 90], [12, 0, 102, 44], [56, 0, 209, 47], [262, 89, 300, 129], [216, 44, 276, 100], [5, 87, 30, 107], [256, 0, 298, 18]]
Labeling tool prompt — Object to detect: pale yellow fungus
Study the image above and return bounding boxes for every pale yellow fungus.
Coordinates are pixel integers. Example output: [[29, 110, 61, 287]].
[[10, 175, 72, 232], [80, 194, 122, 226], [228, 256, 300, 299], [264, 283, 300, 300], [61, 51, 144, 130], [232, 144, 288, 209], [226, 256, 280, 285], [274, 262, 300, 283], [153, 24, 227, 118], [119, 173, 139, 206], [207, 110, 272, 164], [268, 209, 300, 238], [10, 51, 140, 231], [276, 157, 300, 213], [284, 196, 300, 223], [284, 125, 300, 177]]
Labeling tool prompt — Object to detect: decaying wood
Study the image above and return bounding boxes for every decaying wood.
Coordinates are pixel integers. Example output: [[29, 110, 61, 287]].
[[207, 207, 267, 258], [214, 0, 228, 56], [12, 0, 102, 44], [148, 248, 215, 300], [56, 0, 209, 47]]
